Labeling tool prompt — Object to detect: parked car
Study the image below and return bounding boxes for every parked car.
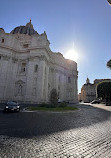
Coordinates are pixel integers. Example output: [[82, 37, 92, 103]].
[[4, 101, 20, 112], [90, 100, 100, 104], [106, 102, 111, 106]]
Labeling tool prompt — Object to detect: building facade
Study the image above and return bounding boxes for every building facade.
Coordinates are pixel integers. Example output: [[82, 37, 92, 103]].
[[80, 78, 96, 103], [79, 78, 111, 103], [0, 20, 78, 103]]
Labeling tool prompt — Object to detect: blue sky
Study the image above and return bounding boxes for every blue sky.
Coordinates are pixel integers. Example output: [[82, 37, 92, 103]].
[[0, 0, 111, 93]]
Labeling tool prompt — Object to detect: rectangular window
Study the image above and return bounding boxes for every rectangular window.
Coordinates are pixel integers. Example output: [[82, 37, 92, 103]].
[[34, 64, 38, 72], [68, 77, 71, 83], [2, 38, 4, 43], [23, 44, 28, 48], [21, 63, 26, 72]]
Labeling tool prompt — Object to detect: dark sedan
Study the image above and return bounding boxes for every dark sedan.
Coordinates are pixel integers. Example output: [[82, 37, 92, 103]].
[[4, 101, 20, 112]]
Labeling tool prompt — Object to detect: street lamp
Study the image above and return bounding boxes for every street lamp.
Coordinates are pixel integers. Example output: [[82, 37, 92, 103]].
[[107, 0, 111, 69], [107, 0, 111, 5]]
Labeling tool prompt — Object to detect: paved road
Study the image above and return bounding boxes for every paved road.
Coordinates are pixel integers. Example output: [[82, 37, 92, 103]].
[[88, 103, 111, 112], [0, 103, 111, 158]]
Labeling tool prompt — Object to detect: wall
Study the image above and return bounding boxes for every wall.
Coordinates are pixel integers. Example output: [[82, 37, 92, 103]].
[[0, 29, 78, 103]]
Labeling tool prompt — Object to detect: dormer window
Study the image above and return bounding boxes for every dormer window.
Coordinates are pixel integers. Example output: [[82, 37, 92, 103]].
[[2, 38, 4, 43], [23, 44, 28, 48]]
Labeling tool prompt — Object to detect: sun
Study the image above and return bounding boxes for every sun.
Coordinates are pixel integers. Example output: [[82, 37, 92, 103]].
[[64, 49, 78, 62]]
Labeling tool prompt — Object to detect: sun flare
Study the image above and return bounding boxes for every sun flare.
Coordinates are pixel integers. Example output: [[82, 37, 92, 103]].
[[64, 49, 78, 62]]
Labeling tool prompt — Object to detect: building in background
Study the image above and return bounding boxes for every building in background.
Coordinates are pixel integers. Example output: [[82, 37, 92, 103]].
[[79, 78, 111, 103], [0, 20, 78, 103], [80, 78, 96, 103]]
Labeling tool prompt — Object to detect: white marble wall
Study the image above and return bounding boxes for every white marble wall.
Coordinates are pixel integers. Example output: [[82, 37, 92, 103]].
[[0, 30, 78, 103]]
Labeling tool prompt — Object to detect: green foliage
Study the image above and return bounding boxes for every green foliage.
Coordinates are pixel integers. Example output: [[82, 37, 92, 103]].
[[40, 103, 54, 108], [50, 88, 58, 106], [40, 103, 49, 107], [107, 59, 111, 69], [39, 102, 68, 108], [28, 106, 77, 111], [97, 81, 111, 101]]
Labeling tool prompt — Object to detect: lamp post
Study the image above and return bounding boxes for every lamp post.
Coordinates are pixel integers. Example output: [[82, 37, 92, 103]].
[[107, 0, 111, 67], [107, 1, 111, 69], [107, 0, 111, 5]]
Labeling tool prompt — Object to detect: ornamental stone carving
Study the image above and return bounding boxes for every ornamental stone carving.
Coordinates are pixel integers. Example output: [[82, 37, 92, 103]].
[[3, 55, 10, 61]]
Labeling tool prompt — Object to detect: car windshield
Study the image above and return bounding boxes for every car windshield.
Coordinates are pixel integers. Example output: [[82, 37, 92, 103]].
[[7, 102, 17, 106]]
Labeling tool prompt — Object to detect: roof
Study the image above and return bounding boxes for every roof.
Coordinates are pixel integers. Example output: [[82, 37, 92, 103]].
[[10, 20, 38, 36]]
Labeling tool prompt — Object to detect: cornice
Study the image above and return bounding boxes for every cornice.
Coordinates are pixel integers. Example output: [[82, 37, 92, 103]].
[[0, 44, 51, 56], [49, 60, 77, 73], [0, 45, 78, 76]]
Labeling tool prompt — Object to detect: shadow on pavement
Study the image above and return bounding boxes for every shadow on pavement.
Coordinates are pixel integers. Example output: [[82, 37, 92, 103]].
[[0, 103, 111, 138]]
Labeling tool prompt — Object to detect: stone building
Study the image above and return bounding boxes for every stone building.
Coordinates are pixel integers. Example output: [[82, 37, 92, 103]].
[[80, 78, 96, 103], [0, 20, 78, 103], [79, 78, 111, 103]]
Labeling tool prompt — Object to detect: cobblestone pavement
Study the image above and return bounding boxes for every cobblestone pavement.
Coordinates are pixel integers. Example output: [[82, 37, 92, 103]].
[[88, 103, 111, 112], [0, 104, 111, 158]]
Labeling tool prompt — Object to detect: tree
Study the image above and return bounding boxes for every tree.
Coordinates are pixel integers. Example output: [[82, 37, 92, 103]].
[[97, 81, 111, 102], [107, 59, 111, 69], [50, 88, 58, 106]]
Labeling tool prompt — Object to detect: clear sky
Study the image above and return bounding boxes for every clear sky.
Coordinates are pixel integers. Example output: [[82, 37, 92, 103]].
[[0, 0, 111, 93]]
